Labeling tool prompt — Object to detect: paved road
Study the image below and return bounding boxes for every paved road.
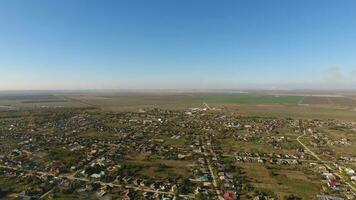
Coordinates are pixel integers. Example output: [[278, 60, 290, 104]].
[[206, 156, 222, 198], [222, 154, 332, 163], [202, 142, 224, 200]]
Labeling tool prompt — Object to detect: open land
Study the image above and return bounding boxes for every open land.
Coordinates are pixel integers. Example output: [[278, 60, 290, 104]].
[[0, 91, 355, 199]]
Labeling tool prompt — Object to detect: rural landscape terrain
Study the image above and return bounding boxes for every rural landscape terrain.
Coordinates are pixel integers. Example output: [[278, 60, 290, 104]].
[[2, 0, 356, 199], [0, 91, 356, 200]]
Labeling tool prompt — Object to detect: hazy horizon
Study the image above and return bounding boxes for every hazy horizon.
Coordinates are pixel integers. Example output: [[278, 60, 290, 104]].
[[1, 0, 356, 90]]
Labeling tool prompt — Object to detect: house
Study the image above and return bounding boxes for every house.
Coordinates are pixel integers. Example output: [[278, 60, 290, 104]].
[[327, 178, 341, 189], [351, 176, 356, 181], [223, 192, 237, 200], [344, 168, 355, 176], [322, 172, 334, 179], [316, 195, 344, 200]]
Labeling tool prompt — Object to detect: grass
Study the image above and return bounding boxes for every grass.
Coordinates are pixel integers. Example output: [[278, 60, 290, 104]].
[[44, 147, 85, 168], [122, 154, 192, 179], [158, 135, 187, 148], [218, 136, 302, 155], [48, 192, 98, 200], [0, 176, 29, 196], [238, 163, 321, 199], [219, 138, 273, 154]]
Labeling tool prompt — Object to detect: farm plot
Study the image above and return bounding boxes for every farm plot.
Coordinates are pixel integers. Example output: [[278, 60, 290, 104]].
[[301, 96, 331, 105], [329, 97, 356, 106], [302, 96, 356, 107]]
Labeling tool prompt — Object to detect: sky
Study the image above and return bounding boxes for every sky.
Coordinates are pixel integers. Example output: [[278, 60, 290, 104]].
[[0, 0, 356, 90]]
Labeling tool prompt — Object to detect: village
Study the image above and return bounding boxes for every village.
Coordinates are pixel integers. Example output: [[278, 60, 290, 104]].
[[0, 107, 355, 200]]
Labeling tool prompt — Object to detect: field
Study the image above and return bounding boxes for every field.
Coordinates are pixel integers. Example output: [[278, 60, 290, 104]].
[[200, 94, 303, 105], [1, 92, 356, 120], [301, 96, 331, 105], [218, 136, 302, 155], [0, 94, 87, 109], [237, 163, 322, 199], [65, 93, 304, 109], [218, 104, 356, 121], [121, 154, 192, 179], [301, 96, 356, 106], [0, 95, 355, 199], [64, 93, 203, 110]]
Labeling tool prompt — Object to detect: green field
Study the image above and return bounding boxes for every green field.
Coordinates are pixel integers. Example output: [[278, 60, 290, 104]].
[[218, 137, 302, 155], [0, 94, 89, 109], [121, 154, 192, 179]]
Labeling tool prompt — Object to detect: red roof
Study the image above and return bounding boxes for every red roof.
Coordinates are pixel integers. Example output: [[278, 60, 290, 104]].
[[223, 192, 237, 200]]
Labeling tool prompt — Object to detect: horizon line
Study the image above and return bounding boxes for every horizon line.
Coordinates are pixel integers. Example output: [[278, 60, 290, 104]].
[[0, 88, 356, 93]]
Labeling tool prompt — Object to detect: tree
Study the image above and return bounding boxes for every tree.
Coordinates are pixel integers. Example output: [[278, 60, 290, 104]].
[[284, 194, 302, 200], [178, 178, 193, 194], [194, 193, 209, 200], [0, 188, 6, 198]]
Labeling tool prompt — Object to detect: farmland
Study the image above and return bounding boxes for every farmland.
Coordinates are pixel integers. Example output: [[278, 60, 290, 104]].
[[0, 92, 356, 199], [1, 92, 356, 121], [0, 94, 87, 109], [301, 96, 356, 106], [199, 94, 303, 105], [61, 92, 356, 121]]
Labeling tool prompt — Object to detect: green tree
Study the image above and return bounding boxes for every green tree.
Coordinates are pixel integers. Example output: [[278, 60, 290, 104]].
[[0, 188, 6, 198], [178, 178, 192, 194], [285, 194, 302, 200]]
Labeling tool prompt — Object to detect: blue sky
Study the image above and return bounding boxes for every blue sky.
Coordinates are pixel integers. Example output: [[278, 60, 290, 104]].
[[0, 0, 356, 90]]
